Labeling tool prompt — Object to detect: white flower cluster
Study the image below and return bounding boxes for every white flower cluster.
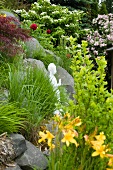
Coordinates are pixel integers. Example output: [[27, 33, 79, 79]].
[[44, 0, 50, 3], [28, 10, 37, 18], [29, 10, 37, 15], [52, 11, 60, 15], [40, 12, 47, 16], [14, 9, 22, 14], [42, 15, 53, 23]]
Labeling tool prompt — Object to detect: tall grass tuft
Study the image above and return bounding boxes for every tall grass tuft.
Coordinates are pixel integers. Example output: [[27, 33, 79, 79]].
[[0, 101, 27, 134], [6, 61, 59, 142]]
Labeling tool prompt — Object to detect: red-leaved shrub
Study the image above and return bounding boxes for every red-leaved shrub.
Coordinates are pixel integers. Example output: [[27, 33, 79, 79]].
[[0, 16, 30, 57]]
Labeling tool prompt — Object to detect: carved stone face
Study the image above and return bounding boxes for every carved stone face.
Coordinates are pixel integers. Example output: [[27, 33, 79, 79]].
[[48, 63, 57, 75]]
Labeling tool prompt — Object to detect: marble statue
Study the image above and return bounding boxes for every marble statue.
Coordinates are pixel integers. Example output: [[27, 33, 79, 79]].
[[48, 63, 61, 101]]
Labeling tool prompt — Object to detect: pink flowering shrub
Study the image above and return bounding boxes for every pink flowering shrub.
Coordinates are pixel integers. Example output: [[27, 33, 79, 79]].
[[87, 14, 113, 57], [86, 14, 113, 90]]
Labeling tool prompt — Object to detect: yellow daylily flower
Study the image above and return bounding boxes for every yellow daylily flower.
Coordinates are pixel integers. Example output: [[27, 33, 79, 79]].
[[38, 131, 47, 143], [95, 132, 106, 141], [108, 157, 113, 167], [91, 139, 104, 147], [64, 123, 73, 130], [106, 154, 113, 158], [64, 116, 82, 130], [61, 130, 79, 147], [64, 112, 70, 118], [71, 116, 82, 127], [46, 130, 55, 146], [92, 145, 106, 158], [54, 114, 62, 121], [58, 121, 64, 129], [38, 130, 55, 146], [49, 143, 55, 150]]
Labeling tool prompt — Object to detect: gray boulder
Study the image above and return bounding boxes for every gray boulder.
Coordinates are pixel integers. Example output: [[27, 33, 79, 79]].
[[23, 58, 48, 74], [0, 10, 20, 27], [15, 140, 48, 170], [57, 66, 74, 87], [25, 38, 46, 58], [45, 49, 63, 65], [56, 66, 75, 99], [10, 134, 27, 158], [0, 88, 9, 101], [0, 10, 18, 18], [64, 85, 75, 100]]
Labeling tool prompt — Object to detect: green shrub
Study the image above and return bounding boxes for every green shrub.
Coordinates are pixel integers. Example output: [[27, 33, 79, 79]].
[[67, 38, 113, 145], [99, 2, 108, 15], [15, 0, 84, 46]]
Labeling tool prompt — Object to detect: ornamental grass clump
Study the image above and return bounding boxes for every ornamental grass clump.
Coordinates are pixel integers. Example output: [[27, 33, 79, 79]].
[[0, 15, 30, 57], [6, 61, 64, 143], [0, 102, 28, 134]]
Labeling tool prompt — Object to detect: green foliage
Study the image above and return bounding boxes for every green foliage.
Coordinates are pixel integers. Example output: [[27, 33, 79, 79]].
[[90, 1, 99, 20], [67, 38, 113, 145], [48, 145, 77, 170], [0, 61, 9, 88], [0, 102, 27, 134], [18, 2, 84, 75], [54, 44, 73, 75], [86, 13, 113, 90], [50, 0, 99, 28], [99, 2, 108, 15], [0, 0, 5, 9], [50, 0, 93, 11], [0, 0, 30, 10], [24, 40, 57, 68], [15, 0, 84, 45], [105, 0, 113, 13]]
